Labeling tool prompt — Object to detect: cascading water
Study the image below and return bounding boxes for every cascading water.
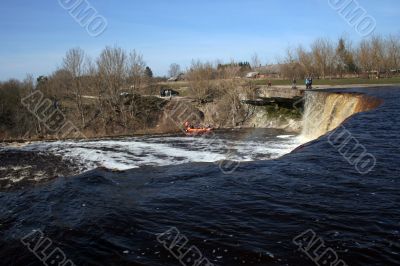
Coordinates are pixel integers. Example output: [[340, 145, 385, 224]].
[[301, 90, 382, 140]]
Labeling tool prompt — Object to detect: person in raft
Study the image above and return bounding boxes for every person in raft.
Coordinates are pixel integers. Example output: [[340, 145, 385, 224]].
[[184, 121, 212, 130]]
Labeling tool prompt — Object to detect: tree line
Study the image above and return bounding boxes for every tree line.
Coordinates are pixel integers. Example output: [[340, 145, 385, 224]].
[[279, 34, 400, 79], [0, 46, 167, 139], [1, 34, 400, 139]]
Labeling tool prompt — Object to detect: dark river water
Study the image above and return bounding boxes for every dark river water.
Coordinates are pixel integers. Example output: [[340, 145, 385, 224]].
[[0, 87, 399, 266]]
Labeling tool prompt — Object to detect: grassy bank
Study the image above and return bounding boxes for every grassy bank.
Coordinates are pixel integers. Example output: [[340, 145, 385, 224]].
[[251, 77, 400, 86], [159, 77, 400, 95]]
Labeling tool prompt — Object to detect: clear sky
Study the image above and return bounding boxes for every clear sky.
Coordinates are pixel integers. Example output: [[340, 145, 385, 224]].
[[0, 0, 399, 80]]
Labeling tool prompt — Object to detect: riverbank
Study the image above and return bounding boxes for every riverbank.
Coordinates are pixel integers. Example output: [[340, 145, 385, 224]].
[[0, 83, 392, 143], [250, 77, 400, 86]]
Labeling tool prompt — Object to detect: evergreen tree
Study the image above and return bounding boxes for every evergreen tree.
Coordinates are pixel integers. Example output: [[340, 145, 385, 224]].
[[336, 38, 357, 76], [144, 66, 153, 78]]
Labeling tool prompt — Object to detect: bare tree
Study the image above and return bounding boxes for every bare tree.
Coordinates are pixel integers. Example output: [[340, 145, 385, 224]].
[[216, 65, 249, 127], [386, 35, 400, 75], [279, 47, 304, 79], [23, 74, 35, 92], [50, 69, 73, 97], [220, 64, 241, 80], [97, 46, 127, 98], [168, 63, 181, 78], [370, 35, 385, 78], [251, 53, 261, 69], [311, 38, 335, 78], [97, 46, 128, 129], [128, 50, 146, 92], [63, 47, 86, 127], [297, 45, 314, 77], [356, 39, 372, 77], [186, 60, 215, 103]]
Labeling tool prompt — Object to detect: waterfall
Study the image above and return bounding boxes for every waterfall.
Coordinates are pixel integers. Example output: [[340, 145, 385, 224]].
[[301, 91, 382, 140]]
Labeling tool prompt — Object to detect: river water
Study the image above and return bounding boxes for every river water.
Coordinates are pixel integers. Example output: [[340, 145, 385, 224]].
[[0, 87, 399, 266], [1, 129, 301, 172]]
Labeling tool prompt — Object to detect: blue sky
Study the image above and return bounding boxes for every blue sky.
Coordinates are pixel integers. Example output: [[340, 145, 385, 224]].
[[0, 0, 399, 80]]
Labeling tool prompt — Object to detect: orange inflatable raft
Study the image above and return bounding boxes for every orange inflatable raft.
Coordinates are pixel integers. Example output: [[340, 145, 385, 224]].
[[185, 127, 213, 136], [184, 122, 213, 136]]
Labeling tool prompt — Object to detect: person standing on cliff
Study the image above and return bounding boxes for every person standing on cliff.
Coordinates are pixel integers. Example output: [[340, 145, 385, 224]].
[[292, 78, 297, 89]]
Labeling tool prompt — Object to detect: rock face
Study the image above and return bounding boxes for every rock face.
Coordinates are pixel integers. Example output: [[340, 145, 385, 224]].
[[157, 99, 205, 132], [258, 86, 305, 99], [244, 106, 302, 132], [158, 97, 302, 133]]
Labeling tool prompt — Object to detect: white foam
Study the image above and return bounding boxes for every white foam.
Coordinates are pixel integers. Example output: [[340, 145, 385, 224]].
[[2, 134, 305, 171], [277, 135, 296, 139]]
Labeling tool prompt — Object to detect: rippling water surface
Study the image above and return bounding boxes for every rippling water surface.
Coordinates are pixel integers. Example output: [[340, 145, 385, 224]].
[[0, 87, 399, 266]]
